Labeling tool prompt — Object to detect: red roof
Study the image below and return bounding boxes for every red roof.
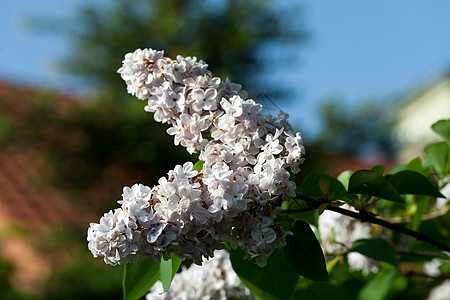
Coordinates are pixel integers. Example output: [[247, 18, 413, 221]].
[[0, 82, 94, 231]]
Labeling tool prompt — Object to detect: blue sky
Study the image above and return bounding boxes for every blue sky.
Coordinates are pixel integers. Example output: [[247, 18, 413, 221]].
[[1, 1, 450, 137]]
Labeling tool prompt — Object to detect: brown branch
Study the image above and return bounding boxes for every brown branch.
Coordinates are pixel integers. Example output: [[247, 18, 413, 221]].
[[395, 250, 450, 260], [402, 270, 449, 280], [325, 249, 449, 260], [326, 205, 450, 252], [381, 206, 450, 224], [291, 194, 450, 253]]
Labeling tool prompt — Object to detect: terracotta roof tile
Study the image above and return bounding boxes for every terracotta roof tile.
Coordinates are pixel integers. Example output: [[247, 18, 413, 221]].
[[0, 81, 94, 232]]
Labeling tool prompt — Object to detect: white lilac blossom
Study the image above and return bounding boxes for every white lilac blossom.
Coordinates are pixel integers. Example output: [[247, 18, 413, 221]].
[[318, 206, 379, 274], [88, 48, 305, 267], [427, 280, 450, 300], [436, 182, 450, 209], [423, 258, 445, 278], [146, 250, 253, 300]]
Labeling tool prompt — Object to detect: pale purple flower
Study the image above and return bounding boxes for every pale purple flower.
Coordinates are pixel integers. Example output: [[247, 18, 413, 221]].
[[90, 48, 306, 269], [203, 162, 233, 190], [190, 87, 218, 112]]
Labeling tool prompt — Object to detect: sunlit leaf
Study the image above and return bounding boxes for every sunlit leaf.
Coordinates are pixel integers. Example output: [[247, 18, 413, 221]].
[[387, 163, 407, 175], [371, 165, 385, 175], [351, 238, 397, 266], [388, 171, 444, 198], [348, 170, 404, 203], [425, 142, 449, 174], [326, 256, 341, 274], [192, 160, 204, 172], [337, 170, 353, 190], [284, 220, 329, 281], [230, 248, 298, 300], [160, 253, 182, 292], [411, 197, 428, 231], [358, 270, 397, 300], [123, 257, 160, 300], [405, 156, 427, 176], [431, 119, 450, 142]]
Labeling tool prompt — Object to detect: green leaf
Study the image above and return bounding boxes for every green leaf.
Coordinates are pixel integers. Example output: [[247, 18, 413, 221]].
[[405, 156, 427, 176], [388, 170, 444, 198], [160, 253, 182, 292], [293, 281, 349, 300], [358, 270, 397, 300], [348, 170, 404, 203], [371, 165, 385, 175], [309, 282, 349, 300], [297, 210, 320, 228], [192, 160, 204, 172], [431, 119, 450, 142], [317, 203, 327, 215], [412, 211, 450, 251], [411, 197, 428, 231], [337, 170, 353, 190], [230, 248, 298, 300], [284, 220, 329, 281], [280, 199, 319, 227], [302, 173, 346, 200], [387, 163, 407, 175], [425, 141, 449, 174], [319, 178, 330, 197], [351, 238, 397, 266], [123, 257, 160, 300]]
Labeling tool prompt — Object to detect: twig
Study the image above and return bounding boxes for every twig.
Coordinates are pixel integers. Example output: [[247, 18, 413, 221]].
[[324, 249, 449, 260], [402, 270, 449, 280], [381, 206, 450, 224], [395, 250, 450, 260], [290, 194, 450, 253], [326, 205, 450, 252]]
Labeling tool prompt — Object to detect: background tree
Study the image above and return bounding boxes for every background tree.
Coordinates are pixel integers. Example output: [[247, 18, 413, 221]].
[[316, 98, 397, 159], [50, 0, 305, 100]]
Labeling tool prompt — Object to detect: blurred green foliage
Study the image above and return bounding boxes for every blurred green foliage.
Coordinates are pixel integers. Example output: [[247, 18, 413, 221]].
[[40, 228, 123, 300], [316, 99, 397, 159]]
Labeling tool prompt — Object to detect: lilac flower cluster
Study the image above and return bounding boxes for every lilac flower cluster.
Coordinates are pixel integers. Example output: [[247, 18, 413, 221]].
[[146, 250, 253, 300], [87, 48, 305, 267], [318, 206, 378, 274]]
